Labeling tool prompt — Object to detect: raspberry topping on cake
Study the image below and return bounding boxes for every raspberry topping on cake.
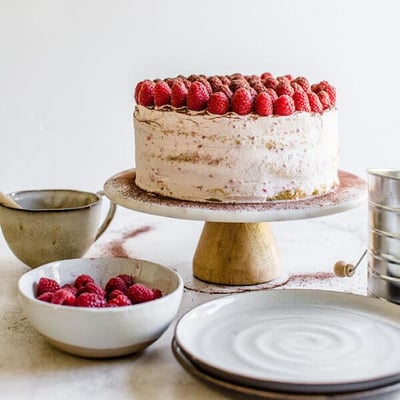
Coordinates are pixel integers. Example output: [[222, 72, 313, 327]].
[[187, 81, 209, 111], [171, 80, 188, 108], [273, 95, 296, 116], [134, 72, 336, 116], [231, 88, 253, 115], [137, 80, 155, 107], [307, 92, 324, 113], [317, 90, 332, 110], [208, 92, 230, 115], [293, 76, 310, 92], [276, 81, 295, 97], [293, 91, 311, 112], [154, 81, 172, 107], [255, 92, 273, 116]]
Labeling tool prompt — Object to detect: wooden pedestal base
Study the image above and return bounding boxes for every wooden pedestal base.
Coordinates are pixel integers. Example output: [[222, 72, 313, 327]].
[[193, 222, 281, 285]]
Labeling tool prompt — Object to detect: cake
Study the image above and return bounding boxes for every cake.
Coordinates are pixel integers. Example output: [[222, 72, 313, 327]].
[[133, 72, 338, 203]]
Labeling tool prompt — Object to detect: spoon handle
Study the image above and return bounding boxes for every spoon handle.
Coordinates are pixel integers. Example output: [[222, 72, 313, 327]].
[[0, 191, 21, 208]]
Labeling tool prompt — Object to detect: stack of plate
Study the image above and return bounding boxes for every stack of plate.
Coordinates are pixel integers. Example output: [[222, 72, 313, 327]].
[[172, 289, 400, 399]]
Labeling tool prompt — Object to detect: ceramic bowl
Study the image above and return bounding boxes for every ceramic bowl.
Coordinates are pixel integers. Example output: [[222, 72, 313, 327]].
[[18, 257, 183, 358]]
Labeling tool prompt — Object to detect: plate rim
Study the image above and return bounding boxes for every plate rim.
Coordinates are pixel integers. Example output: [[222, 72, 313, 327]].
[[173, 289, 400, 394], [171, 338, 400, 400]]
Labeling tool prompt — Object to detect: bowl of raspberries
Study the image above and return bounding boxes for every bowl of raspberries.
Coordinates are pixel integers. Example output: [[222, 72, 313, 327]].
[[18, 257, 183, 358]]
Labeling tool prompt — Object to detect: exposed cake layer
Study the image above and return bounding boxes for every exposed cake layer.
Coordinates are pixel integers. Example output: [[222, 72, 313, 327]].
[[134, 105, 339, 203]]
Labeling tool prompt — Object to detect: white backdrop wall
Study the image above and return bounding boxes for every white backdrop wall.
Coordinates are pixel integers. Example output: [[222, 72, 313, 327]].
[[1, 0, 400, 193]]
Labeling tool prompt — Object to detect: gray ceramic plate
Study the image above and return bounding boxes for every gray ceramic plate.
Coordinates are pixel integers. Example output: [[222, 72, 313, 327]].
[[172, 339, 400, 400], [174, 289, 400, 394]]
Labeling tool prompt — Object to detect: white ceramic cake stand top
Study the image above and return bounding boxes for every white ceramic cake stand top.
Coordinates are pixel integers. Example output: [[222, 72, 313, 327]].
[[104, 169, 366, 286], [103, 169, 366, 223]]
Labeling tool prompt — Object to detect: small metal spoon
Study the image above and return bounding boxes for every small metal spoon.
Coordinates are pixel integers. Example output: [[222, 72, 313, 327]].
[[0, 191, 21, 209]]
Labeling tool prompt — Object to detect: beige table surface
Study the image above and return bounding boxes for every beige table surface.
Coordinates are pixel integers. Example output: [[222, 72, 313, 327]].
[[0, 204, 378, 400]]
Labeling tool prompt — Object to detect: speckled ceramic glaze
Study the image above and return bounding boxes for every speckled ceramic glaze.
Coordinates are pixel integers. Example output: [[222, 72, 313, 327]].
[[0, 189, 116, 267], [18, 257, 183, 358], [174, 289, 400, 394]]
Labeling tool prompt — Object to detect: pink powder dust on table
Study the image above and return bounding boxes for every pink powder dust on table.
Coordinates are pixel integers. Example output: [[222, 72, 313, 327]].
[[99, 226, 152, 258]]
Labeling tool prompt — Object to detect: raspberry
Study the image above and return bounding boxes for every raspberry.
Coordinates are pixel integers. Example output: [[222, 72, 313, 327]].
[[207, 76, 222, 91], [75, 293, 107, 308], [187, 81, 209, 111], [215, 84, 233, 99], [134, 81, 144, 103], [255, 92, 273, 116], [312, 80, 335, 97], [248, 86, 258, 100], [218, 75, 231, 85], [187, 74, 202, 82], [276, 81, 294, 97], [108, 289, 126, 300], [273, 95, 295, 116], [164, 78, 174, 88], [61, 283, 78, 296], [105, 277, 128, 295], [260, 72, 273, 79], [265, 88, 278, 102], [317, 90, 331, 110], [245, 74, 260, 82], [252, 82, 267, 94], [77, 282, 106, 298], [182, 79, 192, 89], [231, 88, 253, 115], [127, 283, 155, 304], [293, 76, 310, 92], [292, 91, 311, 112], [314, 81, 336, 106], [171, 80, 188, 108], [207, 92, 230, 115], [325, 86, 336, 106], [51, 288, 76, 306], [37, 292, 54, 303], [154, 80, 172, 107], [311, 83, 319, 92], [138, 79, 155, 107], [108, 294, 132, 307], [198, 77, 213, 95], [117, 274, 135, 288], [229, 73, 244, 80], [229, 79, 249, 92], [307, 92, 323, 113], [277, 75, 291, 84], [262, 77, 279, 89], [37, 277, 60, 297], [290, 82, 305, 93], [246, 76, 261, 86], [152, 288, 163, 299], [74, 274, 94, 290]]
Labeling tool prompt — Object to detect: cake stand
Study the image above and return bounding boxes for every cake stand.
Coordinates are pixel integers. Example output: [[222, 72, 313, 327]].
[[104, 169, 366, 289]]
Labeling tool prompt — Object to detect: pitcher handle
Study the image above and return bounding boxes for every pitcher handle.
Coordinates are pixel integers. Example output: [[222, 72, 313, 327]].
[[95, 190, 117, 241]]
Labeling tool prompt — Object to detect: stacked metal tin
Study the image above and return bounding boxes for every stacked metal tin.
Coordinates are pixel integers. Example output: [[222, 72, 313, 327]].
[[368, 169, 400, 303]]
